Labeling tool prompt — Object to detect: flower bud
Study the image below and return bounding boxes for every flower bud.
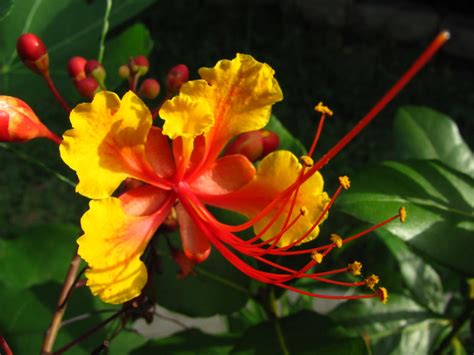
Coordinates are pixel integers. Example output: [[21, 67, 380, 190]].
[[166, 64, 189, 95], [139, 78, 160, 99], [85, 60, 106, 86], [118, 64, 130, 79], [67, 56, 87, 81], [16, 33, 49, 77], [224, 130, 264, 162], [74, 77, 100, 99], [129, 55, 149, 76], [0, 96, 60, 143], [261, 130, 280, 156]]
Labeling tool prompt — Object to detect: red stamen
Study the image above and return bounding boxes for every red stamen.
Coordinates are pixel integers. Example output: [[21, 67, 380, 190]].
[[308, 113, 326, 157]]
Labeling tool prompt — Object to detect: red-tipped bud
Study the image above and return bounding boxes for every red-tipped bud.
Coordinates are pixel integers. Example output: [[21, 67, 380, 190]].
[[67, 56, 87, 81], [225, 131, 264, 162], [171, 249, 196, 279], [118, 64, 130, 79], [85, 59, 106, 85], [16, 33, 49, 77], [129, 55, 149, 76], [139, 78, 160, 99], [261, 130, 280, 156], [74, 77, 100, 99], [225, 130, 280, 162], [166, 64, 189, 95], [0, 96, 60, 143]]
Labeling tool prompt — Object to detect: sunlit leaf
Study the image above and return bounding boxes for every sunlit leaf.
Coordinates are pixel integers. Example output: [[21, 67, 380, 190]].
[[393, 106, 474, 177]]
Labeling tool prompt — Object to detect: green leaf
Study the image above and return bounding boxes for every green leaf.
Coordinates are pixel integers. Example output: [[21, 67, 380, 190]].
[[0, 0, 156, 110], [379, 234, 444, 313], [393, 106, 474, 177], [102, 22, 153, 90], [131, 329, 237, 355], [0, 282, 118, 354], [337, 160, 474, 275], [0, 0, 13, 21], [265, 115, 306, 156], [232, 310, 368, 354], [0, 223, 80, 288], [330, 294, 449, 355], [154, 232, 251, 317]]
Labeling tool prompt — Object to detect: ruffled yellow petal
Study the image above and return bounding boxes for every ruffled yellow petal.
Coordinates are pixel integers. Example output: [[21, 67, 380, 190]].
[[198, 53, 283, 139], [78, 197, 170, 303], [160, 53, 282, 145], [201, 150, 329, 247], [60, 91, 153, 199]]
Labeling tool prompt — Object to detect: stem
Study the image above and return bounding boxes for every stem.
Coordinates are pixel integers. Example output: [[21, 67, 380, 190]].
[[52, 309, 126, 355], [433, 303, 473, 355], [0, 335, 13, 355], [98, 0, 113, 63], [0, 143, 76, 187], [44, 76, 71, 113], [267, 287, 290, 355], [41, 251, 82, 354]]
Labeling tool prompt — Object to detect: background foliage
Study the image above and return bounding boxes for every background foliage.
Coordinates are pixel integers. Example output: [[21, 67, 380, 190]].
[[0, 0, 473, 354]]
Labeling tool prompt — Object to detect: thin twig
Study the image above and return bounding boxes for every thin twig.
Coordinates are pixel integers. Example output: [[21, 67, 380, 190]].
[[97, 0, 112, 63], [52, 308, 127, 355], [41, 251, 82, 354]]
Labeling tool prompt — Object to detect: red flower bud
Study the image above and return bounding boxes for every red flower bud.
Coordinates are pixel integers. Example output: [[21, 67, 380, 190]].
[[118, 64, 130, 79], [224, 130, 280, 162], [166, 64, 189, 95], [84, 59, 106, 85], [74, 78, 100, 99], [67, 56, 87, 81], [129, 55, 149, 76], [261, 130, 280, 156], [0, 96, 60, 144], [16, 33, 49, 77], [171, 249, 196, 279], [139, 78, 160, 99], [224, 130, 264, 162]]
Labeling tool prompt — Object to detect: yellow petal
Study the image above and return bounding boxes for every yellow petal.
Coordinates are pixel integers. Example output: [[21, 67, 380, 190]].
[[160, 54, 283, 145], [78, 196, 171, 303], [60, 91, 153, 199], [199, 53, 283, 139], [201, 150, 329, 247]]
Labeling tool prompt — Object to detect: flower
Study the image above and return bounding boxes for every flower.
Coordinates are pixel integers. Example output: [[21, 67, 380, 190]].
[[60, 53, 405, 305]]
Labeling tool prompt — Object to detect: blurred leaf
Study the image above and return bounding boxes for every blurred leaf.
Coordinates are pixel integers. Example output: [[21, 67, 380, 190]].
[[393, 106, 474, 177], [232, 310, 368, 354], [0, 282, 118, 354], [265, 115, 306, 156], [102, 22, 153, 89], [337, 160, 474, 275], [131, 329, 237, 354], [0, 0, 156, 110], [330, 294, 449, 355], [154, 232, 251, 317], [0, 0, 13, 21], [0, 223, 79, 288], [108, 330, 147, 354], [379, 234, 444, 313]]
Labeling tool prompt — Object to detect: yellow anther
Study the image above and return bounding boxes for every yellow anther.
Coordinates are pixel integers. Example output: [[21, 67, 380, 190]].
[[300, 155, 314, 168], [399, 207, 407, 223], [347, 261, 362, 276], [311, 251, 324, 264], [314, 102, 333, 116], [338, 176, 351, 190], [300, 206, 308, 216], [330, 234, 343, 248], [364, 274, 380, 290], [378, 287, 388, 304]]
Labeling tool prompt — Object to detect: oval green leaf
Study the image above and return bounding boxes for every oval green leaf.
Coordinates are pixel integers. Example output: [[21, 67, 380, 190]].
[[336, 160, 474, 275], [393, 106, 474, 177]]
